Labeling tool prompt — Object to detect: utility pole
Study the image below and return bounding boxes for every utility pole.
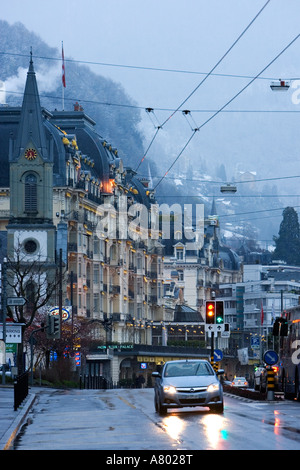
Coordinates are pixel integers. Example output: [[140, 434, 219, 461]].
[[1, 258, 7, 385], [59, 249, 63, 339], [70, 271, 73, 353]]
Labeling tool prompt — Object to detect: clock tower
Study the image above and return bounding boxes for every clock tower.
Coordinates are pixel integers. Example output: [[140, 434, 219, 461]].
[[7, 53, 56, 265]]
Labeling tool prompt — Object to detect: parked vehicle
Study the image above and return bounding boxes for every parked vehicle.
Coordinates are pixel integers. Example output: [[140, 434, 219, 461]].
[[0, 364, 12, 377], [231, 377, 248, 388]]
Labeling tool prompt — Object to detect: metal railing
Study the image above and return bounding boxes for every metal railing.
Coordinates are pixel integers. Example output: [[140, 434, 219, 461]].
[[14, 371, 29, 411]]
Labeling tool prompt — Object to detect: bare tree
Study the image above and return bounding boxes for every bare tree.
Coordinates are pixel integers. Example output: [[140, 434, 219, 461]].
[[5, 241, 63, 373]]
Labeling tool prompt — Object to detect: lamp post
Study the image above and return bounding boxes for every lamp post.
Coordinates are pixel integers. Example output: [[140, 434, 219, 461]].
[[1, 258, 7, 385]]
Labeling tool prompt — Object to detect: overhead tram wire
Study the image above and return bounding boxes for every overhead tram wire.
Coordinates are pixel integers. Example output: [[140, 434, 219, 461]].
[[154, 31, 300, 191], [140, 174, 300, 185], [160, 0, 271, 128], [2, 50, 299, 82], [6, 88, 300, 113], [134, 0, 271, 172], [135, 109, 162, 171]]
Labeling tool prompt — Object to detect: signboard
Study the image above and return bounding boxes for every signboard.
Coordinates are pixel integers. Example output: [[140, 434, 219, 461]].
[[75, 351, 81, 367], [263, 350, 278, 366], [205, 323, 224, 336], [49, 306, 72, 322], [238, 348, 249, 365], [7, 297, 26, 306], [251, 336, 260, 350], [221, 324, 230, 338], [6, 343, 17, 353], [214, 349, 223, 362], [0, 323, 22, 343]]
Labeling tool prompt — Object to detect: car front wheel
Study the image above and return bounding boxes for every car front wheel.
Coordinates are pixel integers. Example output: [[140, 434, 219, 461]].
[[155, 392, 168, 415], [209, 402, 224, 414]]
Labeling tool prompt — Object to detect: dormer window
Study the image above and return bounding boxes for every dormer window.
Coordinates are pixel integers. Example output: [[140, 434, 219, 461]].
[[175, 246, 184, 260]]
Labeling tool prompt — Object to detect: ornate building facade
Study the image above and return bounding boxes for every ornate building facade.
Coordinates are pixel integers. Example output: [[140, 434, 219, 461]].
[[0, 56, 164, 367], [0, 55, 243, 384]]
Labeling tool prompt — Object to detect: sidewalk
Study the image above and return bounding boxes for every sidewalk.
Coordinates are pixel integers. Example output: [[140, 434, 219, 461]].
[[0, 386, 37, 450]]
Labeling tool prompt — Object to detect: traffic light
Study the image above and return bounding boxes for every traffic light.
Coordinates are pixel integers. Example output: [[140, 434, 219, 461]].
[[46, 314, 60, 339], [272, 318, 280, 336], [272, 317, 288, 337], [280, 318, 288, 336], [216, 301, 224, 324], [205, 301, 215, 324]]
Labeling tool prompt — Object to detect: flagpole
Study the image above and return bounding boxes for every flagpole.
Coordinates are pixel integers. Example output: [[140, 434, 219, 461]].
[[62, 80, 64, 111], [62, 41, 65, 110]]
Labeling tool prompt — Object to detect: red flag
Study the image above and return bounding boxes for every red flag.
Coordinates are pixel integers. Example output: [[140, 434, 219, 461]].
[[261, 300, 264, 325], [62, 42, 66, 88]]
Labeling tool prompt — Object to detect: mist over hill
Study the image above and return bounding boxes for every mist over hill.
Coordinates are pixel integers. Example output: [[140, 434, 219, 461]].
[[0, 20, 147, 167]]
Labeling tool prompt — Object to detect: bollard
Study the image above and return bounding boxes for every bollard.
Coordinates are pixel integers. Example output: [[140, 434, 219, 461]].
[[267, 366, 275, 400]]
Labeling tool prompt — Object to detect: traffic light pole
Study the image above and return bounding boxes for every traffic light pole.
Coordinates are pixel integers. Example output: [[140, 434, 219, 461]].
[[59, 249, 63, 340], [211, 331, 214, 369], [1, 259, 7, 385]]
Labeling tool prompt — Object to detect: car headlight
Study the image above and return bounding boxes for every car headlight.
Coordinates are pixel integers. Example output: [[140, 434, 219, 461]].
[[207, 383, 219, 393], [163, 385, 176, 394]]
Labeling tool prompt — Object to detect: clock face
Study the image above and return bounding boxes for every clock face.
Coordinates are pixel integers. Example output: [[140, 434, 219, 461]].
[[25, 148, 37, 160]]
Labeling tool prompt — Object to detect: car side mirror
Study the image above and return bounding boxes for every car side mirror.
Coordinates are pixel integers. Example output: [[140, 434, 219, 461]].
[[216, 369, 225, 375], [152, 371, 161, 378]]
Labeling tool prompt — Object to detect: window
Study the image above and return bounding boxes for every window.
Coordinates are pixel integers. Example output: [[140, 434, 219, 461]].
[[93, 294, 99, 312], [93, 265, 99, 283], [24, 174, 37, 213], [93, 238, 99, 255], [176, 248, 184, 260], [23, 238, 38, 255], [110, 244, 117, 261], [137, 254, 142, 270]]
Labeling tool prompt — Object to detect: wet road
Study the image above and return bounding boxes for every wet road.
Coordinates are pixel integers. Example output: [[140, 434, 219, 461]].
[[14, 387, 300, 450]]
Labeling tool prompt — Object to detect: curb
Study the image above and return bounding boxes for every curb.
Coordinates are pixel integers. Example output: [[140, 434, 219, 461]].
[[0, 393, 37, 450]]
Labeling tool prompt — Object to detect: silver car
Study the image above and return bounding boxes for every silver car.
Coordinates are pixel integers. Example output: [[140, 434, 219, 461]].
[[152, 360, 224, 415]]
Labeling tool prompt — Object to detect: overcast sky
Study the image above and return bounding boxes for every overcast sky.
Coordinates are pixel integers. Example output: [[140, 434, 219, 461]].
[[2, 1, 300, 199], [2, 0, 300, 109]]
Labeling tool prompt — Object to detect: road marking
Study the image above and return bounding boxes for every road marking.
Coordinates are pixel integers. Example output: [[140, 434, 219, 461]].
[[117, 395, 136, 409]]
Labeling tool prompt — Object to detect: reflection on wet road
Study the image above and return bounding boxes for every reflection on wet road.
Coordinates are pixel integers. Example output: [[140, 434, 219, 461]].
[[14, 388, 300, 450]]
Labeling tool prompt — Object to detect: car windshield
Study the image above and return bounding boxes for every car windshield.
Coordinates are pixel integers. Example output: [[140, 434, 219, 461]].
[[164, 362, 214, 377]]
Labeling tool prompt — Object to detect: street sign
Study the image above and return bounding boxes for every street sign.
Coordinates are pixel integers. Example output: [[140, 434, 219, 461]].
[[205, 324, 224, 333], [7, 297, 26, 306], [221, 323, 230, 338], [49, 306, 72, 322], [0, 323, 22, 343], [214, 349, 223, 362], [263, 350, 278, 366], [251, 336, 260, 350]]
